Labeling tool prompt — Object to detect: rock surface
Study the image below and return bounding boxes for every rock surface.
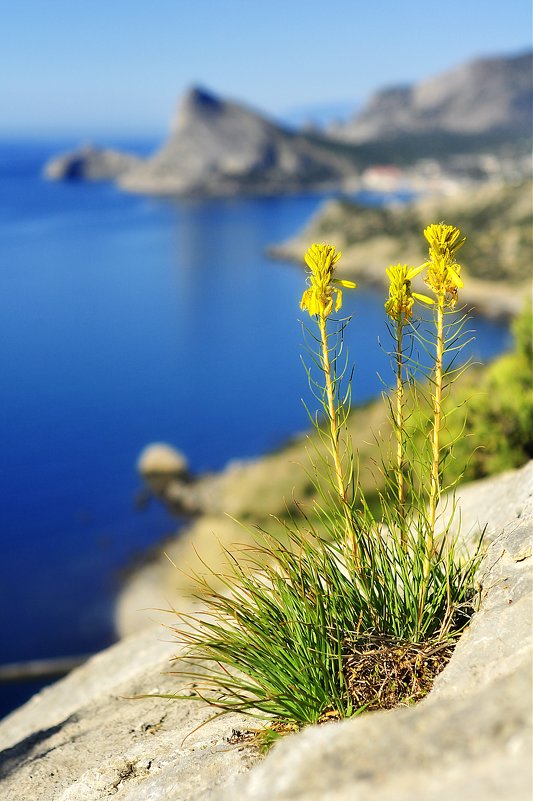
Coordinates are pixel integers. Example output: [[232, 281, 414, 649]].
[[212, 462, 533, 801], [336, 50, 533, 142], [0, 625, 257, 801], [0, 462, 531, 800]]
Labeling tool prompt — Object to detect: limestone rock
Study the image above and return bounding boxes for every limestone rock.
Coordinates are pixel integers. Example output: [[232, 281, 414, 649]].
[[214, 663, 531, 801], [44, 88, 358, 197], [211, 463, 533, 801], [44, 145, 142, 181], [0, 626, 257, 801]]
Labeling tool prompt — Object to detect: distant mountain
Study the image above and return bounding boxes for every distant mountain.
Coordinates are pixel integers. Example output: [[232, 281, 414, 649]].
[[334, 51, 532, 143], [44, 52, 532, 197]]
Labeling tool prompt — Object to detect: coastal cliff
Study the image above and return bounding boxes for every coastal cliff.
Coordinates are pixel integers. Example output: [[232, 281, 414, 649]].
[[118, 88, 358, 196]]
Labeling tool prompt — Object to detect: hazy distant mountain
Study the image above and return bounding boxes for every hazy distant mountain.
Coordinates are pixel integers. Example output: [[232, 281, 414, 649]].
[[335, 51, 532, 143]]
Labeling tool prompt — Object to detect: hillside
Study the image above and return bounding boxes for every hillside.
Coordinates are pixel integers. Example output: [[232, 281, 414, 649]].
[[271, 180, 532, 319], [124, 88, 359, 195]]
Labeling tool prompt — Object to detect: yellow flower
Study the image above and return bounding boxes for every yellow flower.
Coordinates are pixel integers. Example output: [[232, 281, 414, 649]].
[[384, 263, 434, 322], [300, 243, 356, 318], [423, 223, 465, 307]]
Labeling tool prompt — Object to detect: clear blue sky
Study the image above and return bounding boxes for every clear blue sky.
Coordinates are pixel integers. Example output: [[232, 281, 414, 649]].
[[2, 0, 531, 138]]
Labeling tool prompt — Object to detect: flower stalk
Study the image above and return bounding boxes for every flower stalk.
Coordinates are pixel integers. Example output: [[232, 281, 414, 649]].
[[423, 224, 465, 546], [419, 223, 465, 618], [318, 312, 347, 505], [385, 263, 432, 547], [301, 243, 357, 556]]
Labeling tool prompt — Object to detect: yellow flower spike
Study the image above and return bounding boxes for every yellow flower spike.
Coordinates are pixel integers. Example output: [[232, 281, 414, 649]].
[[423, 223, 465, 306], [301, 243, 356, 318], [385, 263, 433, 323]]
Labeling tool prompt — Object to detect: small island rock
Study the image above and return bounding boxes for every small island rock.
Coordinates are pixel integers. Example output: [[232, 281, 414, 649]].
[[44, 145, 142, 181]]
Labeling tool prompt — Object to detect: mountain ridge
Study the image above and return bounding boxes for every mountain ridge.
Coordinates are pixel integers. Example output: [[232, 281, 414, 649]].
[[43, 50, 532, 197]]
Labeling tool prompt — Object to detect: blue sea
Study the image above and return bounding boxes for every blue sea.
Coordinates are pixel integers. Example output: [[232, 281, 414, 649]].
[[0, 139, 511, 719]]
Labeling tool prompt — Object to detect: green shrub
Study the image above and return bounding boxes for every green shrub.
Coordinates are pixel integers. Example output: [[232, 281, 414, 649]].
[[442, 303, 533, 482]]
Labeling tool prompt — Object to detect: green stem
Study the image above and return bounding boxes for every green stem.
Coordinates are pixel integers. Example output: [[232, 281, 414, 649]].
[[428, 297, 445, 542], [417, 294, 445, 633], [395, 320, 406, 547], [318, 314, 359, 563], [318, 315, 346, 501]]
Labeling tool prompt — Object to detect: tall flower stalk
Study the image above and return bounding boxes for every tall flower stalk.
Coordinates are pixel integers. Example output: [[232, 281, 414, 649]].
[[300, 243, 357, 551], [417, 223, 465, 626], [384, 263, 432, 545], [423, 224, 465, 540]]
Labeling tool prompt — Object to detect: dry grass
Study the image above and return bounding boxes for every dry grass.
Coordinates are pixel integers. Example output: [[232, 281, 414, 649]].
[[343, 635, 455, 711]]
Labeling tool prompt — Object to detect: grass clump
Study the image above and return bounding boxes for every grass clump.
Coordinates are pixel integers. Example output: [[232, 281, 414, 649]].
[[159, 223, 485, 731]]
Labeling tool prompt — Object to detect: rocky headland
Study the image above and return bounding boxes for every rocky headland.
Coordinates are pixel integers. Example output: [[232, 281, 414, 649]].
[[0, 461, 531, 801], [44, 87, 360, 196]]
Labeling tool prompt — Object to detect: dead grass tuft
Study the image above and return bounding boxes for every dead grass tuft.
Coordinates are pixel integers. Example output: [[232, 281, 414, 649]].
[[343, 636, 455, 711]]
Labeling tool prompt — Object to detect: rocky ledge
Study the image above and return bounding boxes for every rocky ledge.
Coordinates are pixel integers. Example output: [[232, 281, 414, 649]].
[[0, 462, 531, 801]]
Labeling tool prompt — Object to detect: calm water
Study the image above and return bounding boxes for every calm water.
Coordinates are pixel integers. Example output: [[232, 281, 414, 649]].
[[0, 140, 511, 718]]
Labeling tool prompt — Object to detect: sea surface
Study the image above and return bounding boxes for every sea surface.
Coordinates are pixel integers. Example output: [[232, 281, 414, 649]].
[[0, 140, 511, 719]]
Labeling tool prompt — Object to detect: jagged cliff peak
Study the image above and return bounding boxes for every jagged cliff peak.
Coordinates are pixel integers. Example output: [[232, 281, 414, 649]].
[[172, 85, 225, 131]]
